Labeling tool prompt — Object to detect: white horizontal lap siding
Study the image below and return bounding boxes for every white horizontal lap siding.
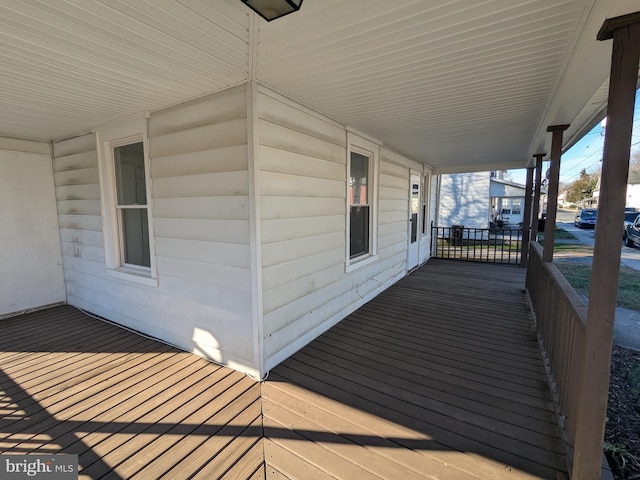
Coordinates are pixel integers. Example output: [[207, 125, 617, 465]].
[[376, 148, 416, 272], [258, 92, 347, 365], [259, 91, 419, 370], [149, 84, 256, 375], [53, 133, 106, 293], [0, 144, 65, 316]]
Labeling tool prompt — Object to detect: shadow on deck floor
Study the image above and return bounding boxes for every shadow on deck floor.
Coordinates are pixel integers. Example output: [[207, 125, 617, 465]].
[[264, 259, 568, 480], [0, 259, 567, 479]]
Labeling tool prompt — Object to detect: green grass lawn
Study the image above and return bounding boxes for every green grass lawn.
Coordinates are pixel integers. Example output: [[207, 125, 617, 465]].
[[554, 262, 640, 312], [549, 228, 578, 240], [548, 226, 640, 312]]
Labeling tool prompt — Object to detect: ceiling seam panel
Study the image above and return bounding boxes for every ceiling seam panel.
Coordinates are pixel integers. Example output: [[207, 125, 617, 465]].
[[257, 3, 582, 72], [1, 2, 248, 79], [0, 21, 242, 90]]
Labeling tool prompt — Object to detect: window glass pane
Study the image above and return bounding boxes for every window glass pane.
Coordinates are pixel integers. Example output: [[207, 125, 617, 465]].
[[121, 208, 150, 267], [114, 142, 146, 205], [350, 205, 369, 258], [350, 152, 368, 206]]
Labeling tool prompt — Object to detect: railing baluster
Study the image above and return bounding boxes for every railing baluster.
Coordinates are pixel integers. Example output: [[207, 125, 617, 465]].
[[525, 243, 587, 456], [430, 225, 523, 264]]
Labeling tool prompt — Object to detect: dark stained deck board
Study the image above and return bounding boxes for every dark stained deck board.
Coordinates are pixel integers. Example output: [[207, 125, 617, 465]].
[[312, 331, 554, 422], [327, 317, 547, 382], [263, 379, 529, 480], [0, 305, 263, 479], [2, 260, 568, 479], [265, 259, 568, 479]]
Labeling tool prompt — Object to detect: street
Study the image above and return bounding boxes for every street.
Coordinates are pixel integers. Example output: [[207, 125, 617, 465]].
[[554, 209, 640, 271]]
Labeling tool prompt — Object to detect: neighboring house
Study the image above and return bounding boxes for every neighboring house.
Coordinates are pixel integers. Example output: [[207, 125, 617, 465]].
[[557, 190, 568, 207], [627, 168, 640, 209], [490, 175, 528, 227], [437, 171, 490, 229], [588, 167, 640, 209], [437, 171, 527, 228]]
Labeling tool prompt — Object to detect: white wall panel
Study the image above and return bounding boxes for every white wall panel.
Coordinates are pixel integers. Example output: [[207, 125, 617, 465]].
[[149, 119, 247, 159], [52, 85, 259, 378], [154, 218, 249, 244], [59, 228, 104, 247], [260, 120, 346, 164], [152, 171, 249, 198], [261, 196, 344, 221], [57, 214, 102, 231], [148, 86, 248, 138], [261, 215, 344, 244], [151, 145, 247, 179], [54, 167, 99, 187], [261, 231, 344, 268], [153, 196, 249, 221], [259, 91, 417, 370], [56, 184, 101, 201], [53, 150, 100, 172], [155, 237, 249, 269], [0, 148, 65, 316]]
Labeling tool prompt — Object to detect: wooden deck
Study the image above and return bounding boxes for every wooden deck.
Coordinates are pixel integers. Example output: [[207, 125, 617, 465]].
[[0, 305, 264, 480], [1, 259, 567, 479], [264, 259, 568, 479]]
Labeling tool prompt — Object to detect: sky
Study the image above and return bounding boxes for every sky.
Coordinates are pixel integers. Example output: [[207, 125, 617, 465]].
[[508, 88, 640, 187]]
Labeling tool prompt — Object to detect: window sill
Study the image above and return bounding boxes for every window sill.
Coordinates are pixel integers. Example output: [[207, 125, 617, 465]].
[[106, 267, 158, 287], [345, 254, 378, 273]]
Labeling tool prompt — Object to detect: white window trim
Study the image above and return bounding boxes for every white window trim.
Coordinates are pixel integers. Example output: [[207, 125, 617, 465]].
[[96, 114, 158, 287], [422, 172, 431, 236], [345, 133, 379, 273]]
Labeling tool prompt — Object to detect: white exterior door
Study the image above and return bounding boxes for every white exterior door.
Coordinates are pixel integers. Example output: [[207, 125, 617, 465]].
[[408, 174, 421, 270]]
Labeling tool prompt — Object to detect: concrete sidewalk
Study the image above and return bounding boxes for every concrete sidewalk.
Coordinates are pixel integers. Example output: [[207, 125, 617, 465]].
[[614, 307, 640, 352]]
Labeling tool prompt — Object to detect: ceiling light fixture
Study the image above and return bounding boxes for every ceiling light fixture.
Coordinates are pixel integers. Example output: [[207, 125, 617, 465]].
[[241, 0, 303, 22]]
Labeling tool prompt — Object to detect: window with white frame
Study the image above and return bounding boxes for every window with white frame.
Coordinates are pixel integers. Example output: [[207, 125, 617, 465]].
[[346, 134, 378, 268], [349, 151, 370, 258], [113, 141, 151, 268], [511, 198, 522, 215], [97, 116, 156, 284]]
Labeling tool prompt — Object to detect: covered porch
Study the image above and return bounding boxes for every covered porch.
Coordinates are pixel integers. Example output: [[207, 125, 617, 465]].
[[1, 259, 568, 479]]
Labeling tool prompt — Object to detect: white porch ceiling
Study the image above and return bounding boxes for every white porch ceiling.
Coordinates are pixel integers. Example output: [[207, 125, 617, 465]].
[[0, 0, 638, 172]]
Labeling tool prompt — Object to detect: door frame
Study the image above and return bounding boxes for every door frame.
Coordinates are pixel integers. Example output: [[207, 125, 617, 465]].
[[407, 171, 421, 270]]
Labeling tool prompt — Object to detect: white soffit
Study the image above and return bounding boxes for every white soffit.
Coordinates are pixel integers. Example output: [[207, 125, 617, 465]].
[[0, 0, 637, 172], [256, 0, 594, 170], [0, 0, 250, 141]]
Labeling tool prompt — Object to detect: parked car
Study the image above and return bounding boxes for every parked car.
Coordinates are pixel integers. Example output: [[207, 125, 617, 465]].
[[624, 208, 639, 223], [623, 213, 640, 247], [624, 209, 639, 235], [574, 208, 597, 229]]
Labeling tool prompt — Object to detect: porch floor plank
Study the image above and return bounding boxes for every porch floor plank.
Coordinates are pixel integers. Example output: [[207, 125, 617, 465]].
[[264, 259, 568, 479], [1, 259, 568, 479], [0, 305, 262, 479]]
